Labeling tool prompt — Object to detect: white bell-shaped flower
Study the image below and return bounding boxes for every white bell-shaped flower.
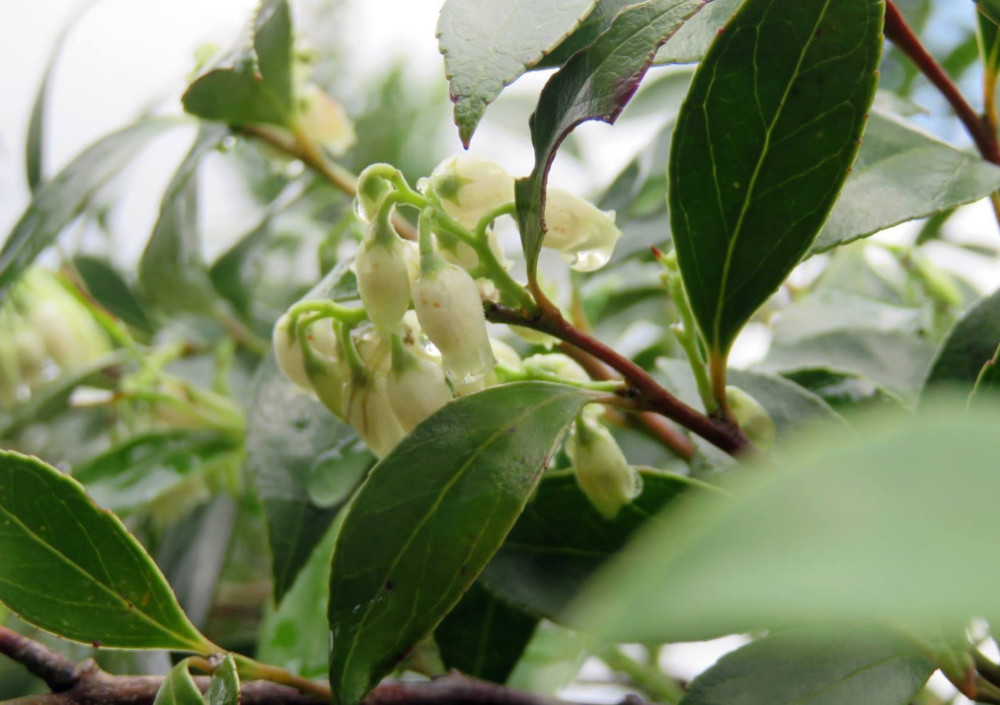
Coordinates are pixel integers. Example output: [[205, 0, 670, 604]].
[[543, 187, 622, 272], [386, 336, 453, 431], [346, 374, 407, 458], [726, 386, 776, 450], [297, 83, 356, 155], [425, 154, 514, 229], [356, 218, 415, 334], [566, 417, 642, 519], [273, 312, 339, 392]]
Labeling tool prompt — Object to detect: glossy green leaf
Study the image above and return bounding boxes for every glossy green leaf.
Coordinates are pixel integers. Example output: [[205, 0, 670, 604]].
[[139, 126, 227, 314], [978, 0, 1000, 27], [812, 111, 1000, 253], [73, 256, 154, 335], [257, 522, 340, 679], [0, 450, 210, 651], [182, 0, 295, 127], [155, 661, 206, 705], [435, 582, 537, 684], [438, 0, 599, 147], [760, 328, 935, 406], [72, 431, 242, 516], [680, 631, 934, 705], [573, 400, 1000, 643], [206, 655, 239, 705], [533, 0, 629, 70], [248, 355, 370, 603], [925, 288, 1000, 392], [0, 118, 178, 303], [480, 469, 708, 621], [328, 382, 593, 705], [654, 0, 743, 64], [25, 0, 98, 192], [669, 0, 882, 359], [515, 0, 707, 279]]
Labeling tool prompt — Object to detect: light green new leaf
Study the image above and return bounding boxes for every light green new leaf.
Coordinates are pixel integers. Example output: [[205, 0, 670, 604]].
[[670, 0, 883, 360], [438, 0, 599, 147], [206, 655, 240, 705], [573, 400, 1000, 644], [139, 126, 227, 313], [328, 382, 593, 705], [680, 631, 934, 705], [0, 451, 210, 651], [515, 0, 707, 280], [0, 118, 179, 303], [925, 288, 1000, 393], [155, 661, 206, 705], [813, 111, 1000, 253]]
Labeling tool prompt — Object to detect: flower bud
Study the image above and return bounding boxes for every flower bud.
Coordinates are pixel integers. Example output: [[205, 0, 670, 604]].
[[413, 261, 495, 387], [567, 417, 642, 519], [523, 353, 590, 384], [346, 376, 407, 458], [424, 154, 514, 229], [356, 223, 414, 334], [297, 83, 356, 155], [355, 164, 396, 223], [726, 386, 776, 450], [543, 188, 621, 271], [273, 312, 338, 392], [387, 336, 453, 431]]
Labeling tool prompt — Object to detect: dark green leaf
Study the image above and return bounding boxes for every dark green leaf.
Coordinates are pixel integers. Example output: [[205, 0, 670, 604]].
[[436, 582, 537, 684], [73, 256, 154, 335], [653, 0, 743, 64], [516, 0, 705, 280], [257, 522, 340, 678], [182, 71, 289, 127], [206, 654, 239, 705], [669, 0, 882, 359], [480, 469, 708, 621], [328, 382, 594, 705], [139, 126, 228, 314], [155, 661, 205, 705], [573, 399, 1000, 643], [978, 0, 1000, 27], [925, 288, 1000, 392], [0, 119, 179, 303], [72, 431, 242, 516], [438, 0, 599, 146], [534, 0, 629, 70], [209, 217, 271, 318], [253, 0, 294, 115], [0, 450, 210, 651], [812, 111, 1000, 254], [680, 630, 934, 705]]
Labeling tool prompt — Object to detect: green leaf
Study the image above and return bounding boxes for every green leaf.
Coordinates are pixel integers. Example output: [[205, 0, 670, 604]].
[[73, 256, 154, 335], [760, 328, 935, 406], [812, 111, 1000, 254], [573, 399, 1000, 643], [925, 288, 1000, 393], [978, 0, 1000, 27], [182, 0, 295, 128], [139, 126, 228, 314], [257, 522, 340, 678], [248, 355, 372, 603], [669, 0, 883, 360], [654, 0, 743, 64], [155, 661, 206, 705], [435, 582, 537, 684], [680, 630, 934, 705], [970, 344, 1000, 405], [480, 469, 708, 621], [209, 217, 272, 318], [438, 0, 599, 147], [72, 431, 242, 516], [0, 450, 210, 651], [0, 118, 179, 303], [328, 382, 593, 705], [533, 0, 629, 70], [253, 0, 294, 115], [515, 0, 706, 280], [206, 654, 240, 705]]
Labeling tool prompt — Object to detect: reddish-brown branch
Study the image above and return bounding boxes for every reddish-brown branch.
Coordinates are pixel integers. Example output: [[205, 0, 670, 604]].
[[0, 627, 656, 705], [884, 1, 1000, 165], [488, 303, 750, 456]]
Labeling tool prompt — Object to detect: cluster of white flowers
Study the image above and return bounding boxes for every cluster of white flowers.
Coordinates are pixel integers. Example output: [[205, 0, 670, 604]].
[[273, 153, 642, 517], [0, 268, 111, 405]]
